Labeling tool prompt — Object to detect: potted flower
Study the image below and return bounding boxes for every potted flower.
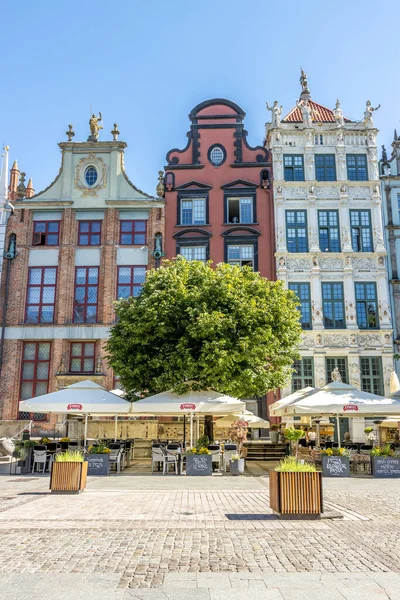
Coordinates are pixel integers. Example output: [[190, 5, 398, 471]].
[[321, 447, 350, 477], [284, 427, 305, 458], [270, 424, 280, 444], [230, 453, 245, 475], [40, 437, 52, 445], [50, 450, 88, 493], [364, 427, 374, 444], [87, 441, 111, 475], [186, 447, 212, 476], [269, 456, 323, 516], [371, 445, 400, 478], [228, 420, 248, 474]]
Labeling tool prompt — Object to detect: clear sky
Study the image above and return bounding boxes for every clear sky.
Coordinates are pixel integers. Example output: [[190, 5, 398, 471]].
[[1, 0, 399, 195]]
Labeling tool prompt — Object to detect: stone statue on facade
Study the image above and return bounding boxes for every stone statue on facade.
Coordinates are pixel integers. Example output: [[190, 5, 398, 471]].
[[381, 145, 388, 162], [299, 68, 310, 97], [333, 99, 345, 127], [266, 101, 283, 128], [331, 367, 342, 383], [156, 171, 165, 197], [364, 101, 380, 128], [296, 99, 313, 128], [88, 112, 103, 141]]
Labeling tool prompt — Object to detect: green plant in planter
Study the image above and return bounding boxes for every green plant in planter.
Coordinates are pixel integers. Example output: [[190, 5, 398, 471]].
[[40, 437, 51, 444], [196, 434, 210, 448], [275, 456, 317, 472], [364, 427, 374, 434], [55, 450, 84, 462], [270, 424, 280, 431], [23, 440, 37, 448], [230, 453, 240, 461], [284, 427, 305, 458], [371, 445, 394, 457], [88, 442, 110, 454]]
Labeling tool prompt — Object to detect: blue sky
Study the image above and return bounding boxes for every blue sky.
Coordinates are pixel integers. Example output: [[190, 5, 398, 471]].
[[1, 0, 399, 195]]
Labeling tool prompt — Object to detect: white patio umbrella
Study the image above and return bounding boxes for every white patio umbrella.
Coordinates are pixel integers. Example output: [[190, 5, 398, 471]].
[[390, 372, 400, 394], [215, 410, 270, 429], [270, 379, 400, 448], [131, 390, 245, 446], [19, 380, 132, 444]]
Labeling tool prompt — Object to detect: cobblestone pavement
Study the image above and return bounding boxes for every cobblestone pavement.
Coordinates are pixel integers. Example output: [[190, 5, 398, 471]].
[[0, 473, 399, 599]]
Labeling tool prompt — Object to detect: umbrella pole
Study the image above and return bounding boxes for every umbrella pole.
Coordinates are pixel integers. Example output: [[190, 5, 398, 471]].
[[190, 412, 193, 448], [183, 415, 186, 448], [84, 414, 88, 448], [336, 414, 341, 448], [114, 415, 118, 442]]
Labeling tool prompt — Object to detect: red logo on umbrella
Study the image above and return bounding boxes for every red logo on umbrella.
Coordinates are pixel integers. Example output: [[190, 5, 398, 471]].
[[343, 405, 358, 411], [67, 404, 83, 410], [180, 403, 196, 410]]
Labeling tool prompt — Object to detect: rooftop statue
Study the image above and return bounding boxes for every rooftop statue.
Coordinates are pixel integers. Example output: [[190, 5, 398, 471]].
[[266, 101, 283, 128], [364, 101, 380, 128], [333, 99, 345, 127], [296, 98, 312, 128], [88, 112, 103, 141]]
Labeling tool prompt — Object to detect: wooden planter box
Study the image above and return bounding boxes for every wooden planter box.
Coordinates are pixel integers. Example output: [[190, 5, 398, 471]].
[[50, 461, 88, 493], [371, 456, 400, 478], [269, 470, 323, 516]]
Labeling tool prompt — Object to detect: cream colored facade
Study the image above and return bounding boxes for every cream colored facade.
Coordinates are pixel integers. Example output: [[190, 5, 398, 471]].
[[265, 75, 393, 440]]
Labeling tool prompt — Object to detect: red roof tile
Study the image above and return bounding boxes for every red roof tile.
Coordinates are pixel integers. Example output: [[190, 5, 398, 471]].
[[282, 100, 351, 123]]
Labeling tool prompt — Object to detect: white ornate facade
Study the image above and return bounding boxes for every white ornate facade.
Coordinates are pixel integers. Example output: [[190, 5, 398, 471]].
[[265, 73, 393, 429]]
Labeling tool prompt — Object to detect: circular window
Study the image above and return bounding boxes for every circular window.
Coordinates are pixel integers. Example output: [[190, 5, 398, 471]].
[[209, 146, 225, 166], [85, 166, 98, 186]]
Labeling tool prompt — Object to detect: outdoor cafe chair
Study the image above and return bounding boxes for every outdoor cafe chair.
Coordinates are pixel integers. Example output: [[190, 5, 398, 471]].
[[109, 448, 122, 474], [208, 445, 221, 471], [152, 446, 164, 472], [32, 446, 49, 473], [161, 447, 178, 475], [222, 444, 237, 472]]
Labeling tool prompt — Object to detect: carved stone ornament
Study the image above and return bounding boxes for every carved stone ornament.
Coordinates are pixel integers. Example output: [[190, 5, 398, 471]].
[[299, 334, 315, 349], [278, 257, 286, 268], [378, 256, 384, 267], [276, 226, 285, 248], [348, 186, 369, 198], [350, 334, 357, 346], [350, 361, 361, 373], [95, 356, 103, 374], [284, 187, 307, 198], [287, 258, 310, 271], [346, 301, 357, 323], [353, 257, 374, 271], [309, 227, 319, 248], [312, 255, 318, 267], [341, 227, 351, 247], [316, 334, 323, 346], [357, 333, 382, 348], [74, 153, 107, 197], [312, 301, 323, 321], [156, 170, 165, 198], [374, 226, 385, 247], [276, 185, 283, 194], [340, 185, 347, 193], [66, 124, 75, 141], [309, 185, 315, 194], [379, 302, 391, 322], [345, 256, 352, 267], [111, 123, 120, 141], [57, 355, 67, 374], [319, 257, 343, 271], [331, 367, 342, 382], [324, 334, 347, 348], [384, 333, 392, 345]]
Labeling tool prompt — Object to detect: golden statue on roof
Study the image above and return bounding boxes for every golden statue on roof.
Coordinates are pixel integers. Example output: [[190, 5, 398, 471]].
[[88, 112, 103, 141]]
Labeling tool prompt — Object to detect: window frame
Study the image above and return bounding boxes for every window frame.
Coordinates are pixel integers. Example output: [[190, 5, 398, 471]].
[[292, 357, 314, 392], [283, 154, 305, 181], [355, 282, 379, 330], [350, 210, 373, 252], [25, 267, 57, 324], [315, 154, 336, 182], [78, 220, 102, 246], [346, 154, 368, 181], [289, 283, 312, 330], [32, 221, 60, 246], [360, 357, 384, 396], [73, 266, 99, 324], [178, 246, 207, 262], [116, 265, 147, 299], [326, 357, 348, 384], [178, 196, 207, 226], [226, 244, 255, 269], [286, 210, 308, 253], [119, 220, 148, 246], [69, 342, 96, 374], [19, 341, 51, 412], [225, 195, 256, 224], [322, 282, 346, 329], [318, 210, 340, 252]]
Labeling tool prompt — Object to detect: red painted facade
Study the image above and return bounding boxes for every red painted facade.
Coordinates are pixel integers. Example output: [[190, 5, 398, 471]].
[[163, 99, 276, 420], [164, 99, 275, 279]]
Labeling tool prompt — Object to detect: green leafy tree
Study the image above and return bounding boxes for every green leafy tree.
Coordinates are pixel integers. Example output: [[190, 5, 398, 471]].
[[106, 258, 302, 399]]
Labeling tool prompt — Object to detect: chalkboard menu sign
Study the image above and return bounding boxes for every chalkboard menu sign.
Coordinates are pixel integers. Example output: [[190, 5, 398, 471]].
[[322, 455, 350, 478], [186, 454, 212, 476], [87, 454, 110, 476], [372, 457, 400, 478]]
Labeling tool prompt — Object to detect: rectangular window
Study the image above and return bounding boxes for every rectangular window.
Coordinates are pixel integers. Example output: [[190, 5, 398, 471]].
[[73, 267, 99, 323], [355, 283, 378, 329], [119, 220, 147, 245], [318, 210, 340, 252], [227, 197, 254, 223], [350, 210, 373, 252], [227, 245, 254, 268], [292, 358, 314, 392], [326, 357, 348, 384], [179, 246, 207, 262], [289, 283, 312, 330], [360, 357, 383, 396], [314, 135, 323, 145], [117, 266, 146, 299], [70, 342, 95, 373], [25, 267, 57, 324], [347, 155, 368, 181], [286, 210, 308, 253], [20, 342, 51, 400], [397, 194, 400, 221], [322, 283, 345, 329], [284, 155, 304, 181], [315, 154, 336, 181], [32, 221, 60, 246], [180, 198, 206, 225], [78, 221, 102, 246]]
